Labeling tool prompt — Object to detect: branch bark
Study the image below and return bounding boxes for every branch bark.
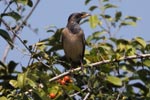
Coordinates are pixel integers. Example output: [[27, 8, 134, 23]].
[[49, 53, 150, 82]]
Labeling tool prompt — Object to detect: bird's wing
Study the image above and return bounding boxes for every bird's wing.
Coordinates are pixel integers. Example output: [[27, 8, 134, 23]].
[[80, 30, 85, 61], [61, 28, 66, 46]]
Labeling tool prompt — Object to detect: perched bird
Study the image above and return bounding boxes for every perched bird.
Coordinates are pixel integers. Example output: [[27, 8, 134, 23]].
[[62, 12, 90, 70]]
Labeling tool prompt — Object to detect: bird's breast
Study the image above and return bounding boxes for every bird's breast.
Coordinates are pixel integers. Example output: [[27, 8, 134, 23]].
[[62, 30, 84, 62]]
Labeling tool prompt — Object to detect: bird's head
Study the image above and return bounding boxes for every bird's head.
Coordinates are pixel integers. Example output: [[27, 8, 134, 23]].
[[68, 12, 91, 24]]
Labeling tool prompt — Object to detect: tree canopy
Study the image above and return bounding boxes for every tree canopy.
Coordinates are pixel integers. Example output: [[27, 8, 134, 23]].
[[0, 0, 150, 100]]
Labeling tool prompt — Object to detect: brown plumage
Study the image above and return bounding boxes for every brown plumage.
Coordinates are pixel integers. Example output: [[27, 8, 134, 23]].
[[62, 12, 90, 70]]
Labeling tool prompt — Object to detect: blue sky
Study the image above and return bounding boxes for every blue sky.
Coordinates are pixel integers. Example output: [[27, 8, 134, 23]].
[[0, 0, 150, 68]]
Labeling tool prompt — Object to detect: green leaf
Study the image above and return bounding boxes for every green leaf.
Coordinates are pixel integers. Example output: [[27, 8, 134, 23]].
[[17, 73, 27, 88], [0, 29, 13, 49], [143, 59, 150, 67], [0, 96, 7, 100], [2, 11, 21, 21], [0, 60, 7, 69], [120, 21, 136, 27], [89, 15, 102, 29], [115, 11, 122, 22], [8, 61, 18, 73], [9, 80, 18, 88], [86, 35, 93, 43], [116, 39, 130, 52], [89, 5, 98, 11], [93, 30, 105, 38], [27, 0, 33, 7], [134, 37, 146, 48], [15, 0, 28, 4], [104, 3, 117, 10], [27, 78, 37, 88], [125, 16, 141, 22], [106, 75, 122, 86], [85, 0, 91, 5], [130, 82, 148, 94], [15, 0, 33, 7], [103, 0, 109, 2], [101, 14, 111, 19]]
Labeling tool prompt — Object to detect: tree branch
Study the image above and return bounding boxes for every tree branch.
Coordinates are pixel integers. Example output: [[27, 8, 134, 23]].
[[83, 92, 90, 100], [1, 0, 40, 62], [49, 53, 150, 82], [14, 0, 40, 32]]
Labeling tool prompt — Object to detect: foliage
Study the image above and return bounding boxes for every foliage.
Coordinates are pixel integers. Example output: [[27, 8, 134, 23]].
[[0, 0, 150, 100]]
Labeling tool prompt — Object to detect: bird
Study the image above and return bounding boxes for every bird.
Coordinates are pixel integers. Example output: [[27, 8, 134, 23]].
[[61, 12, 90, 70]]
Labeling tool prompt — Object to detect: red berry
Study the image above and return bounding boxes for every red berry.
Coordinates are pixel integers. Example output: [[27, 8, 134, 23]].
[[57, 79, 61, 83], [60, 79, 66, 85], [49, 93, 56, 99], [63, 76, 71, 82]]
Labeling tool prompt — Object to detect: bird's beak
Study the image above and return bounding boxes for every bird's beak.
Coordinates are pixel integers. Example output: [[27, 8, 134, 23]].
[[81, 13, 91, 18]]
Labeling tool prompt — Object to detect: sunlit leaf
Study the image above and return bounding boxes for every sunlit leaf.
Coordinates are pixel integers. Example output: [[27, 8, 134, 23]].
[[93, 30, 105, 38], [9, 80, 18, 88], [15, 0, 33, 7], [134, 37, 146, 48], [17, 73, 27, 88], [27, 78, 37, 88], [143, 59, 150, 67], [48, 85, 60, 95], [0, 96, 7, 100], [116, 39, 130, 52], [89, 15, 102, 29], [0, 29, 13, 49], [33, 87, 49, 100], [106, 75, 122, 86]]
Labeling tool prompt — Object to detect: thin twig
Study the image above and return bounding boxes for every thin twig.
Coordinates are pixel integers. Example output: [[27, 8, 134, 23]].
[[116, 92, 121, 100], [14, 0, 40, 32], [99, 0, 111, 37], [83, 92, 90, 100], [1, 0, 40, 62], [49, 53, 150, 82], [69, 88, 87, 97], [1, 19, 32, 53], [3, 0, 13, 13]]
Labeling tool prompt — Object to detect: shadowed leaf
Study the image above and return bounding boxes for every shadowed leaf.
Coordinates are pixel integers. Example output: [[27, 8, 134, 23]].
[[89, 5, 98, 11], [125, 16, 141, 22], [85, 0, 92, 5], [104, 3, 117, 10], [1, 11, 21, 21], [0, 29, 13, 49], [115, 11, 122, 22]]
